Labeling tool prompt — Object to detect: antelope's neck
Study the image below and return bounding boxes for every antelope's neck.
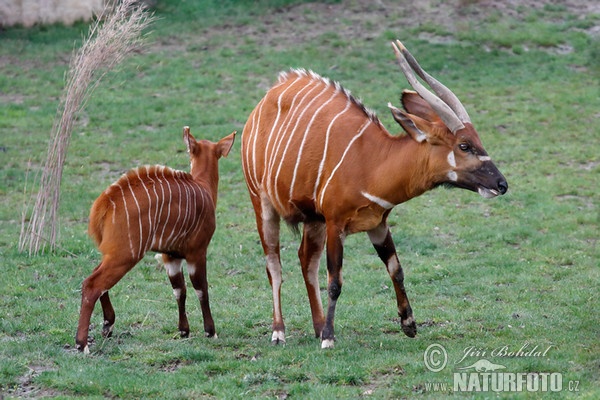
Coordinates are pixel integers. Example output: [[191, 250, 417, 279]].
[[190, 169, 219, 206], [368, 134, 434, 206]]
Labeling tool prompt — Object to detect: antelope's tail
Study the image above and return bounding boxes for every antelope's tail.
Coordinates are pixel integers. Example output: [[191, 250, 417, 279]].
[[88, 194, 110, 246]]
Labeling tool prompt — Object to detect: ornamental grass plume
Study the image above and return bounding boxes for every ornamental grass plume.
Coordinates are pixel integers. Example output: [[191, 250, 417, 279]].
[[19, 0, 155, 255]]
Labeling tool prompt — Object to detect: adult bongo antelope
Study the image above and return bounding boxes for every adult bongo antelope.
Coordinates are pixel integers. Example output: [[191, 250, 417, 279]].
[[76, 127, 235, 353], [241, 41, 508, 348]]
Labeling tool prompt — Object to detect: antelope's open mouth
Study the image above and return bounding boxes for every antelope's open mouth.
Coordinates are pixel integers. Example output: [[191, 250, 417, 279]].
[[477, 187, 501, 199]]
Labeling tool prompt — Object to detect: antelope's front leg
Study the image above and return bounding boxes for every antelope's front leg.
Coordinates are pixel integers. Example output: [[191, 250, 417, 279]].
[[321, 224, 346, 349], [163, 256, 190, 338], [368, 223, 416, 338]]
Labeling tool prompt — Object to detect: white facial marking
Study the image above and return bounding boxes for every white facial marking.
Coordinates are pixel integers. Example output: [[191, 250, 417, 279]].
[[321, 338, 335, 349], [478, 155, 491, 162], [447, 171, 458, 182], [447, 151, 457, 168], [362, 192, 394, 210]]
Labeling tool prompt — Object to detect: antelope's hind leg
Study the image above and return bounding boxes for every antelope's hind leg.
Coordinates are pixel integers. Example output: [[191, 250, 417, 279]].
[[298, 221, 326, 338], [186, 251, 216, 338], [76, 258, 136, 353], [251, 193, 285, 344], [99, 291, 115, 338], [162, 255, 190, 338], [368, 223, 416, 338]]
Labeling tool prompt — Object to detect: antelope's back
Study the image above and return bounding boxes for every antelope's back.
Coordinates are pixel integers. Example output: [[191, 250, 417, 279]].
[[242, 69, 381, 219], [91, 165, 214, 258]]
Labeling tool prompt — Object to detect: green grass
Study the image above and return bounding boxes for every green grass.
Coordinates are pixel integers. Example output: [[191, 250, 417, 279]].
[[1, 0, 599, 398]]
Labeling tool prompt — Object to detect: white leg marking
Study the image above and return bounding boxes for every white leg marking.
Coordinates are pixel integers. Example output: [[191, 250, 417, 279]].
[[172, 288, 182, 300], [386, 254, 400, 276], [195, 289, 204, 301], [165, 259, 183, 278], [367, 224, 388, 246], [321, 338, 335, 349], [271, 330, 286, 343], [187, 262, 196, 277]]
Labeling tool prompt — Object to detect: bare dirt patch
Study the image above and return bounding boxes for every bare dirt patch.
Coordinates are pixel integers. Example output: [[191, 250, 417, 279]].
[[185, 0, 600, 52]]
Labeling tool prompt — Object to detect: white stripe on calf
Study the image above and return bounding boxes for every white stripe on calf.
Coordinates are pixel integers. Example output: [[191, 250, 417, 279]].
[[117, 184, 135, 259], [126, 175, 144, 259], [137, 169, 154, 254]]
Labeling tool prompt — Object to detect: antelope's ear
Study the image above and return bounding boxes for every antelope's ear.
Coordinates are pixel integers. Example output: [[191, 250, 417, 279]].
[[401, 90, 442, 124], [183, 126, 197, 153], [388, 103, 428, 143], [217, 131, 236, 158]]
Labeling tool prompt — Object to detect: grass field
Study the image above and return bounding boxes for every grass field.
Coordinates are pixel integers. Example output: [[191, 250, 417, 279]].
[[1, 0, 599, 398]]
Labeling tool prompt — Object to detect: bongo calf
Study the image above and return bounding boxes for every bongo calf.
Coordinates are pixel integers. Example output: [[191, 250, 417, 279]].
[[76, 127, 235, 353]]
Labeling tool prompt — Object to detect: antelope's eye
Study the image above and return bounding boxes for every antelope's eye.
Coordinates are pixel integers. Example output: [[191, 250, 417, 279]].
[[458, 143, 471, 152]]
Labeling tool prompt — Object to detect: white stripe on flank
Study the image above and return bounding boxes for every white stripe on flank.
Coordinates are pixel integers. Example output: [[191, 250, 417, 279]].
[[126, 175, 144, 260], [319, 120, 372, 209], [267, 78, 320, 209], [118, 184, 135, 259], [147, 168, 161, 249], [159, 168, 172, 248], [272, 80, 330, 208], [137, 169, 154, 254], [289, 86, 339, 201], [313, 97, 352, 201], [109, 198, 116, 225], [154, 168, 167, 248], [264, 77, 306, 191], [247, 97, 266, 197], [164, 177, 183, 248], [361, 192, 394, 209]]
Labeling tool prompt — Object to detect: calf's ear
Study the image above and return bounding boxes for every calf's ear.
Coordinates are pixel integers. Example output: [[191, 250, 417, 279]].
[[217, 131, 236, 158]]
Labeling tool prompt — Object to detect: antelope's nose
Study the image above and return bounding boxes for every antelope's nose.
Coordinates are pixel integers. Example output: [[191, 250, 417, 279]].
[[498, 180, 508, 195]]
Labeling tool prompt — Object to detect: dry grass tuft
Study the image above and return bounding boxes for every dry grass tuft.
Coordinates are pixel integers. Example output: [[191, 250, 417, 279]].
[[19, 0, 155, 255]]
